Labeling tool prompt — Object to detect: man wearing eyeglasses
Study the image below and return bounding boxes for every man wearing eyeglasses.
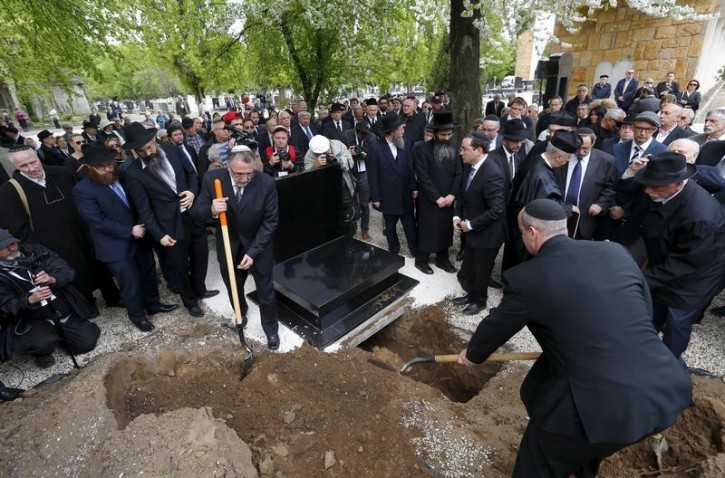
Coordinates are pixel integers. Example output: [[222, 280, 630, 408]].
[[612, 112, 667, 175], [614, 69, 639, 112], [191, 147, 281, 351], [0, 146, 122, 314]]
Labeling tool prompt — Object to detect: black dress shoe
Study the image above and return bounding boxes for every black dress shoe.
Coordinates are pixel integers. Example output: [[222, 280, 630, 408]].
[[710, 305, 725, 317], [200, 289, 220, 299], [146, 303, 179, 315], [462, 303, 484, 315], [436, 261, 457, 273], [452, 294, 472, 305], [267, 333, 280, 351], [488, 279, 503, 289], [0, 383, 24, 402], [34, 354, 56, 369], [414, 261, 434, 274], [132, 318, 155, 332], [188, 306, 204, 317]]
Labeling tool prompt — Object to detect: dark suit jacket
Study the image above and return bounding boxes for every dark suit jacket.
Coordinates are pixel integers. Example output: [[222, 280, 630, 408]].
[[124, 144, 199, 242], [556, 149, 618, 239], [641, 180, 725, 308], [454, 157, 506, 249], [489, 145, 523, 194], [612, 139, 668, 175], [174, 142, 202, 187], [466, 235, 692, 444], [321, 120, 352, 142], [367, 140, 416, 216], [72, 177, 137, 263], [591, 82, 611, 100], [656, 81, 680, 98], [190, 169, 278, 275], [628, 96, 660, 116], [697, 140, 725, 167], [614, 78, 639, 110], [290, 123, 318, 156], [658, 125, 692, 146], [484, 100, 504, 117]]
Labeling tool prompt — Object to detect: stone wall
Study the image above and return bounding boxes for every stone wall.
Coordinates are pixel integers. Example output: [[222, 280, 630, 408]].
[[515, 30, 535, 80], [554, 0, 718, 98]]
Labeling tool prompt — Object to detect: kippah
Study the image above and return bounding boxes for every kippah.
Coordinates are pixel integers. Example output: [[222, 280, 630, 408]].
[[483, 114, 500, 122], [8, 145, 31, 153], [524, 199, 567, 220], [470, 132, 489, 144]]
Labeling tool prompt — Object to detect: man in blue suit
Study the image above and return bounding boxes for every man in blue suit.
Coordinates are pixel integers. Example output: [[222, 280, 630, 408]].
[[367, 114, 421, 269], [72, 145, 178, 331], [460, 199, 691, 477], [614, 68, 639, 112], [612, 112, 667, 175]]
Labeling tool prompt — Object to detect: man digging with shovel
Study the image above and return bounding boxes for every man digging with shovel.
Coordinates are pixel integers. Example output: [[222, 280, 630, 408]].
[[458, 199, 692, 478]]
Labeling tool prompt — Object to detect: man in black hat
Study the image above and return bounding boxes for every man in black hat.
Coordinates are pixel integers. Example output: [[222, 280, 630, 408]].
[[452, 132, 506, 314], [36, 130, 67, 167], [368, 114, 419, 258], [591, 74, 611, 100], [72, 144, 179, 332], [458, 198, 692, 477], [612, 111, 667, 175], [321, 103, 351, 142], [509, 131, 581, 265], [342, 121, 376, 240], [0, 229, 101, 368], [633, 152, 725, 359], [426, 94, 444, 123], [81, 121, 101, 145], [123, 122, 217, 318], [412, 112, 462, 275]]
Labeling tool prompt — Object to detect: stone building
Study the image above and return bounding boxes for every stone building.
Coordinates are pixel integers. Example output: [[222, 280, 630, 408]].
[[552, 0, 725, 99]]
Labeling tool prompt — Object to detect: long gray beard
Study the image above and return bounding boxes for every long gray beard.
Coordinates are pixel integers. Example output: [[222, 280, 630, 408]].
[[143, 146, 172, 182], [433, 142, 456, 165], [393, 136, 405, 150]]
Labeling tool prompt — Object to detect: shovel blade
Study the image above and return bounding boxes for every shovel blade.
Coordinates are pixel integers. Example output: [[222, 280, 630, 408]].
[[237, 326, 254, 379]]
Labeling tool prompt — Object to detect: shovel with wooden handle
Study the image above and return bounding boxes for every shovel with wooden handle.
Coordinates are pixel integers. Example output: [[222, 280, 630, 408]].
[[214, 178, 253, 379], [399, 352, 541, 373]]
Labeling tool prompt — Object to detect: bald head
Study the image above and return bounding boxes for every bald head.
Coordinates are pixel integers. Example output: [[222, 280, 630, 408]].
[[667, 138, 700, 164]]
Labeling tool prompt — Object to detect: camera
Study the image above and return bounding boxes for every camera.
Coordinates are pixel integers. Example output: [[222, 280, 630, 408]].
[[320, 153, 337, 165], [350, 145, 366, 162], [277, 150, 289, 162], [225, 125, 258, 151]]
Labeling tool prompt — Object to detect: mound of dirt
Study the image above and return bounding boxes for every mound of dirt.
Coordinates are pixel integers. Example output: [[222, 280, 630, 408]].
[[1, 305, 725, 478]]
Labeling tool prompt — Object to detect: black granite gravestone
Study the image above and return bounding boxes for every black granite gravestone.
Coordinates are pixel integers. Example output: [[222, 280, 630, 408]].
[[249, 165, 417, 348]]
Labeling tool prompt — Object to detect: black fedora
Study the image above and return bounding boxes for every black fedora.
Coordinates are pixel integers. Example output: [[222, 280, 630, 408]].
[[634, 152, 696, 186], [501, 119, 529, 141], [80, 144, 117, 166], [429, 112, 459, 130], [381, 114, 405, 134], [124, 122, 158, 150]]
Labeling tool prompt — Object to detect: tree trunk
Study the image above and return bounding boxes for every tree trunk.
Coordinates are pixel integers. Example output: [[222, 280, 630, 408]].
[[449, 0, 481, 141]]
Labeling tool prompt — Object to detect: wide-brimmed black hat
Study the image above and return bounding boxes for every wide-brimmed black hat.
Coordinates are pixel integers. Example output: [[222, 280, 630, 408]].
[[80, 144, 117, 166], [381, 114, 405, 133], [124, 122, 158, 150], [501, 119, 529, 141], [429, 112, 459, 130], [82, 120, 97, 129], [330, 102, 346, 113], [549, 113, 577, 127], [550, 131, 581, 154], [634, 152, 696, 186]]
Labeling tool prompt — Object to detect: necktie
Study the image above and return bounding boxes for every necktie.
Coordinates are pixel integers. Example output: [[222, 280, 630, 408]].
[[565, 157, 582, 206], [465, 167, 476, 190], [630, 145, 641, 163], [235, 185, 244, 203], [509, 154, 515, 177], [337, 122, 342, 134], [110, 182, 129, 208], [305, 126, 312, 140]]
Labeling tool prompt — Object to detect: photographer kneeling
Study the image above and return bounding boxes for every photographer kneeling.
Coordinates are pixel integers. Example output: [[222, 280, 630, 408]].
[[304, 135, 358, 232], [0, 230, 100, 369]]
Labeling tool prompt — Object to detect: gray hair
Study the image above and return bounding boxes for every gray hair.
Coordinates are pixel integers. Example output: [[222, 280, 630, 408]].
[[680, 108, 695, 121], [604, 108, 625, 121], [706, 108, 725, 122], [521, 209, 568, 237], [208, 143, 223, 162], [9, 146, 39, 164], [545, 142, 568, 157], [298, 110, 311, 119]]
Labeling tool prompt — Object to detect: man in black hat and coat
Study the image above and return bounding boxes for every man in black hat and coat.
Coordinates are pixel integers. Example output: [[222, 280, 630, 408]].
[[367, 114, 419, 259], [72, 144, 179, 332], [123, 122, 217, 318], [321, 103, 351, 142], [36, 130, 67, 167], [412, 112, 462, 275], [81, 121, 102, 145], [458, 198, 692, 477], [633, 152, 725, 359]]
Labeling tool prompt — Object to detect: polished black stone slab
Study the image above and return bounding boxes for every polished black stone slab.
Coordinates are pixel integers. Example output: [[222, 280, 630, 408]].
[[249, 273, 418, 348], [273, 236, 404, 320], [273, 166, 345, 263]]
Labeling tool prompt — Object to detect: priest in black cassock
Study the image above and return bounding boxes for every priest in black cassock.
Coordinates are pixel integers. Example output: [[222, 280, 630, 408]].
[[510, 131, 581, 266], [0, 146, 120, 313]]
